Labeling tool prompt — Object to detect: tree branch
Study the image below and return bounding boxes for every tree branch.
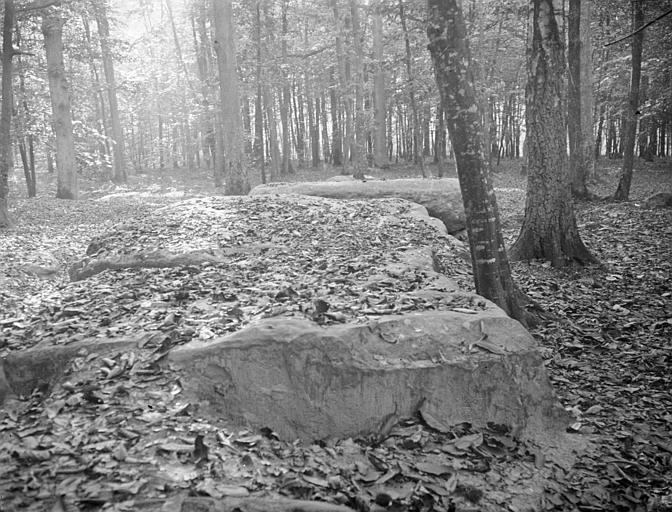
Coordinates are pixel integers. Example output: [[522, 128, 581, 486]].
[[604, 6, 672, 47]]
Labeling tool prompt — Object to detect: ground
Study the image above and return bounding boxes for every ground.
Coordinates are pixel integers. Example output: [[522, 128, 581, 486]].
[[0, 157, 671, 511]]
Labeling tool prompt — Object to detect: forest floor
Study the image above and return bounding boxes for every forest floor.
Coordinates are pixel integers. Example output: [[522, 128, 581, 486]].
[[1, 157, 671, 511]]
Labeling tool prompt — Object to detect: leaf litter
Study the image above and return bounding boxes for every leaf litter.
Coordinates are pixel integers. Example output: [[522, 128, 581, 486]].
[[0, 164, 671, 511]]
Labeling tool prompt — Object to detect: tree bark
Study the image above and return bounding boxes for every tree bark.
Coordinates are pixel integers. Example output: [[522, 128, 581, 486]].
[[509, 0, 596, 267], [42, 11, 78, 200], [0, 0, 15, 227], [350, 0, 365, 179], [613, 0, 644, 201], [254, 1, 265, 182], [400, 0, 425, 176], [568, 0, 594, 198], [212, 0, 249, 195], [427, 0, 531, 326], [372, 2, 388, 168], [95, 0, 126, 183]]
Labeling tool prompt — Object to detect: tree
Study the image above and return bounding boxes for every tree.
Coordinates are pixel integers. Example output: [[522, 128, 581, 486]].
[[212, 0, 249, 195], [372, 2, 388, 169], [613, 0, 644, 201], [350, 0, 365, 179], [95, 0, 126, 184], [509, 0, 596, 268], [0, 0, 16, 228], [568, 0, 594, 198], [400, 0, 425, 176], [427, 0, 531, 326], [42, 8, 78, 200]]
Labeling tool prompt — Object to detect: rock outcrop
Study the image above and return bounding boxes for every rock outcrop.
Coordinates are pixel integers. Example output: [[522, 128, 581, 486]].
[[250, 178, 466, 234], [168, 308, 570, 444]]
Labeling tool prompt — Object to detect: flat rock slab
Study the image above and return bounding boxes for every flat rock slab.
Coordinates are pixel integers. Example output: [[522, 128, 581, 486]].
[[137, 496, 355, 512], [250, 178, 466, 234], [168, 309, 570, 444]]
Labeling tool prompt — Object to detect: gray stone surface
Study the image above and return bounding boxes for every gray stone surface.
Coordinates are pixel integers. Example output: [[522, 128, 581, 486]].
[[168, 308, 570, 444], [250, 178, 466, 233]]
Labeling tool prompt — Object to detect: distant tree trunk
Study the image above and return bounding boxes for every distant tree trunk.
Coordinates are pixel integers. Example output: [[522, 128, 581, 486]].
[[328, 67, 342, 166], [212, 0, 249, 195], [509, 0, 595, 267], [350, 0, 365, 179], [568, 0, 593, 198], [0, 0, 15, 227], [280, 0, 292, 175], [264, 86, 281, 181], [613, 0, 644, 201], [42, 12, 78, 200], [427, 0, 532, 326], [95, 0, 126, 183], [332, 0, 351, 174], [373, 2, 388, 168], [434, 102, 446, 176], [254, 2, 265, 182], [319, 93, 331, 163], [400, 0, 425, 176]]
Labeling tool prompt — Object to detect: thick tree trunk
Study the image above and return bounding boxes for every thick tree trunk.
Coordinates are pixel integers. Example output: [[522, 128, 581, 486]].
[[613, 0, 643, 201], [509, 0, 595, 267], [427, 0, 531, 326], [96, 0, 126, 183], [42, 12, 78, 200], [212, 0, 249, 195], [0, 0, 15, 227]]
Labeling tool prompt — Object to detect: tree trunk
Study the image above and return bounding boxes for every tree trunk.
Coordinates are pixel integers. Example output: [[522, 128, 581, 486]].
[[400, 0, 425, 176], [427, 0, 532, 326], [280, 0, 292, 175], [328, 66, 342, 166], [613, 0, 643, 201], [42, 12, 78, 200], [372, 2, 388, 168], [350, 0, 365, 179], [0, 0, 15, 227], [95, 0, 126, 183], [254, 2, 265, 182], [264, 86, 281, 181], [212, 0, 249, 195], [568, 0, 594, 198], [509, 0, 595, 267], [319, 93, 330, 163]]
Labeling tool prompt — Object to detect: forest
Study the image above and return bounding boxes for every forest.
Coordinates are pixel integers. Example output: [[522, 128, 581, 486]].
[[0, 0, 671, 511]]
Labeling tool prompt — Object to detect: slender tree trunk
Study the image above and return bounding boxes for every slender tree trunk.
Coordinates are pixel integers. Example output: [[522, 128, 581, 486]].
[[0, 0, 15, 227], [509, 0, 595, 267], [264, 86, 281, 180], [568, 0, 594, 198], [614, 0, 644, 201], [400, 0, 425, 176], [319, 93, 330, 163], [95, 0, 126, 183], [212, 0, 249, 195], [373, 2, 388, 168], [42, 12, 78, 200], [427, 0, 531, 326], [328, 66, 342, 166], [350, 0, 365, 179], [254, 1, 265, 182], [279, 0, 292, 175]]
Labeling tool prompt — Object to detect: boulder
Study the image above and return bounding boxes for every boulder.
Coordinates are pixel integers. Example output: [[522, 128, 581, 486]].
[[250, 178, 466, 234], [168, 308, 570, 444]]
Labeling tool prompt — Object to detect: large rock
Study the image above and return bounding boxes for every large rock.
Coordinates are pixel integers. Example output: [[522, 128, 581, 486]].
[[168, 308, 570, 444], [250, 178, 466, 234]]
